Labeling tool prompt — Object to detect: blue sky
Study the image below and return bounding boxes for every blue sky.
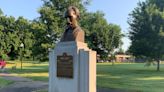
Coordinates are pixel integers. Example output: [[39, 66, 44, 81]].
[[0, 0, 43, 19], [0, 0, 145, 51]]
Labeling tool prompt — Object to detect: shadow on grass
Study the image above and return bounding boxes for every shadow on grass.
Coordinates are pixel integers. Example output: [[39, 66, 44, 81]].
[[24, 65, 49, 69], [97, 63, 164, 92]]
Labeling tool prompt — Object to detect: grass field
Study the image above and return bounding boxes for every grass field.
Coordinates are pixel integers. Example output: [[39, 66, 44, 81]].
[[97, 63, 164, 92], [1, 61, 164, 92], [5, 61, 49, 81]]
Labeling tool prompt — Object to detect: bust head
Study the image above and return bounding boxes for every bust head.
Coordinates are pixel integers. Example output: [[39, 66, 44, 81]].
[[65, 6, 80, 28], [60, 6, 84, 42]]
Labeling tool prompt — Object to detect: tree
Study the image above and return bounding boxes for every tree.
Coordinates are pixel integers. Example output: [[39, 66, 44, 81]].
[[0, 15, 17, 60], [30, 20, 50, 61], [38, 0, 90, 42], [15, 17, 33, 60], [38, 0, 122, 60], [35, 0, 90, 61], [115, 48, 125, 54], [81, 11, 122, 59], [128, 0, 164, 71], [0, 12, 33, 61]]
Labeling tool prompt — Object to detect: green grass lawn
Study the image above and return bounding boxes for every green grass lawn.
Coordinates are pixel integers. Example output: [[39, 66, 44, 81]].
[[97, 63, 164, 92], [2, 61, 164, 92], [4, 62, 49, 81]]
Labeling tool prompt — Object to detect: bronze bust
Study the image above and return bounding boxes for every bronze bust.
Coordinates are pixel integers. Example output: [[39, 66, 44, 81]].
[[60, 6, 84, 42]]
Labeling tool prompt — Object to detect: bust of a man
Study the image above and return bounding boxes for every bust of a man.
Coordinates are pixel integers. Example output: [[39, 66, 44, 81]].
[[60, 6, 84, 42]]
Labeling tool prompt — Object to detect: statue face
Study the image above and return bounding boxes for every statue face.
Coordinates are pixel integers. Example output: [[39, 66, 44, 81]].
[[66, 9, 78, 28]]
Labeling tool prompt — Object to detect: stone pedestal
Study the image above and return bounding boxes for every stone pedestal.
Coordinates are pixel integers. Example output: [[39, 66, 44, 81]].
[[49, 41, 96, 92]]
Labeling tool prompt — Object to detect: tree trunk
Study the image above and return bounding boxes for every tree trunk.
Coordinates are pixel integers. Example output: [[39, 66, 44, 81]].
[[157, 59, 160, 71]]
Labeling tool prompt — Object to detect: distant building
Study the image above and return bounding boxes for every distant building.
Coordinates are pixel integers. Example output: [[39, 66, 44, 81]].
[[115, 54, 134, 62]]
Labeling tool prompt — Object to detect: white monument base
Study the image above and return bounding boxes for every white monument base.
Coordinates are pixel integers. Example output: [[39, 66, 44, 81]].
[[49, 41, 96, 92]]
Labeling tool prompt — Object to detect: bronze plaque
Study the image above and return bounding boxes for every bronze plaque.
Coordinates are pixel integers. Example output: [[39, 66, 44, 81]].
[[57, 53, 73, 78]]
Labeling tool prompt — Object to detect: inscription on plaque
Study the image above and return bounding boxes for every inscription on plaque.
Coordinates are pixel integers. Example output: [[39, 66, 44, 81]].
[[57, 53, 73, 78]]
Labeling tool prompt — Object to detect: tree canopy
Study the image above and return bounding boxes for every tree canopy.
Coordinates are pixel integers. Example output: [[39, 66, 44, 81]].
[[0, 14, 34, 60], [81, 12, 122, 59]]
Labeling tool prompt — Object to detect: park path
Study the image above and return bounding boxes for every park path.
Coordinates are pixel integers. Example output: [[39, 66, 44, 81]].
[[0, 73, 48, 92], [0, 73, 128, 92]]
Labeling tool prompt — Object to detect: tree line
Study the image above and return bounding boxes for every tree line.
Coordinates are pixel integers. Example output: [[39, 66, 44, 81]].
[[0, 0, 122, 61]]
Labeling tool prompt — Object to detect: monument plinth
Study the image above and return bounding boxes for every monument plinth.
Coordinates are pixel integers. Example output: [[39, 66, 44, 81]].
[[49, 42, 96, 92], [49, 6, 96, 92]]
